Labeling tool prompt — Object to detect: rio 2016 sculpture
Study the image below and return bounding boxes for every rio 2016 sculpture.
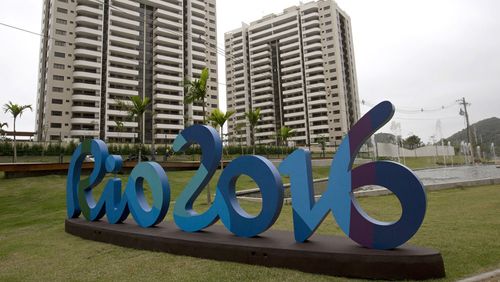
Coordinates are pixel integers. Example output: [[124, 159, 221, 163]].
[[66, 101, 426, 250]]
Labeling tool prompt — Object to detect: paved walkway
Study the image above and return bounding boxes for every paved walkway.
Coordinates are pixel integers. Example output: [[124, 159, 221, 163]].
[[457, 269, 500, 282]]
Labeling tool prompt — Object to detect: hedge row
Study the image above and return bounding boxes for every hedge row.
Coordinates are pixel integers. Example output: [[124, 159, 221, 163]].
[[0, 142, 298, 157]]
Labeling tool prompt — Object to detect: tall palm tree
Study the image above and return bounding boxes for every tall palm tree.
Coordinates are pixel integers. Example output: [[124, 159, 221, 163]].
[[3, 102, 32, 163], [278, 126, 295, 155], [115, 120, 125, 142], [245, 108, 261, 155], [208, 108, 234, 169], [234, 122, 245, 155], [185, 67, 209, 125], [117, 96, 151, 162]]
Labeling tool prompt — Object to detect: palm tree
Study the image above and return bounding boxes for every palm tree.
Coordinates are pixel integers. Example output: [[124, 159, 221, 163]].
[[208, 108, 234, 169], [317, 135, 327, 158], [0, 122, 7, 134], [278, 126, 295, 155], [245, 108, 261, 155], [0, 122, 7, 141], [117, 96, 151, 162], [185, 67, 209, 124], [234, 122, 245, 155], [3, 102, 32, 163], [115, 120, 125, 143]]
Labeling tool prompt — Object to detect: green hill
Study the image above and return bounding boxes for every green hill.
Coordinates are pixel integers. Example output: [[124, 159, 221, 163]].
[[446, 117, 500, 156]]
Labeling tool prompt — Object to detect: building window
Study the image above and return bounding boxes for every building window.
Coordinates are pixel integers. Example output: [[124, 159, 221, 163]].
[[55, 29, 66, 35], [52, 99, 63, 104], [55, 40, 66, 46], [53, 75, 64, 81], [57, 7, 68, 14], [52, 87, 64, 92], [56, 18, 67, 25], [51, 123, 62, 129], [53, 63, 65, 69], [51, 111, 62, 116]]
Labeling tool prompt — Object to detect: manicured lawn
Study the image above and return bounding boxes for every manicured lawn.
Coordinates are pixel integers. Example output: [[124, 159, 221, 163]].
[[0, 172, 499, 281]]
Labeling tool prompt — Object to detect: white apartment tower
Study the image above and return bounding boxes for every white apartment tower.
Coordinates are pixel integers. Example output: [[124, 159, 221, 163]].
[[36, 0, 218, 144], [225, 0, 360, 147]]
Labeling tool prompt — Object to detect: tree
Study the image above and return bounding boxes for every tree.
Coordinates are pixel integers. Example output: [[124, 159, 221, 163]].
[[115, 120, 125, 142], [208, 108, 235, 168], [185, 67, 209, 124], [245, 108, 261, 155], [117, 96, 151, 162], [0, 122, 7, 134], [3, 102, 32, 163], [317, 135, 327, 158], [404, 134, 423, 150], [278, 126, 295, 155], [234, 122, 245, 155]]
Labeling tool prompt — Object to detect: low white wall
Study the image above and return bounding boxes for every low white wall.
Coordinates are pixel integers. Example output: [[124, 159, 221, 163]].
[[376, 143, 455, 158]]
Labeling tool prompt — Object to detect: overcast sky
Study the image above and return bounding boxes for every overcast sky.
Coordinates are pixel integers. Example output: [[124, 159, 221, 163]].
[[0, 0, 499, 143]]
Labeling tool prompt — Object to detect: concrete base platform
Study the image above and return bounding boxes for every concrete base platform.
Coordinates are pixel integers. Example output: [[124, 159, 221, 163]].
[[65, 218, 445, 280]]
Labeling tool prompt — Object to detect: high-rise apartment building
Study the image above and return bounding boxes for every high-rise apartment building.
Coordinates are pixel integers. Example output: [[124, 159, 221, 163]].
[[36, 0, 218, 144], [225, 0, 360, 147]]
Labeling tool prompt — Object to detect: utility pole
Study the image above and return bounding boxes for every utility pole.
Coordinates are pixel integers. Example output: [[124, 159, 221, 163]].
[[458, 97, 474, 160]]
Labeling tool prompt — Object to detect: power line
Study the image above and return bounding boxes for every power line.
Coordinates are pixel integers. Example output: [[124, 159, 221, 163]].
[[360, 99, 457, 114], [0, 19, 230, 86], [91, 0, 231, 58]]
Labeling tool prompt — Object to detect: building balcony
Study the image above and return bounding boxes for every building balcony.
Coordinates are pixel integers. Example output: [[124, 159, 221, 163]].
[[283, 95, 303, 103], [76, 5, 102, 16], [108, 55, 139, 67], [109, 24, 140, 38], [281, 72, 301, 81], [284, 119, 305, 126], [308, 99, 327, 106], [154, 54, 182, 64], [70, 117, 98, 125], [302, 19, 320, 28], [155, 113, 183, 120], [153, 103, 183, 111], [286, 111, 306, 118], [72, 94, 100, 103], [75, 26, 101, 37], [108, 66, 139, 77], [73, 82, 100, 91], [304, 50, 323, 58], [109, 14, 140, 29], [109, 45, 139, 57], [283, 103, 304, 111], [75, 16, 102, 26], [74, 48, 101, 58], [108, 76, 139, 87], [148, 0, 182, 12], [155, 17, 183, 30], [154, 64, 183, 73], [154, 45, 183, 56], [282, 80, 302, 88], [107, 87, 138, 97], [154, 83, 183, 92], [71, 106, 100, 114], [73, 71, 101, 80], [74, 60, 101, 69], [155, 8, 182, 20], [107, 131, 137, 138], [154, 74, 182, 83], [70, 130, 99, 136], [282, 87, 303, 96], [109, 35, 139, 48], [154, 124, 184, 130]]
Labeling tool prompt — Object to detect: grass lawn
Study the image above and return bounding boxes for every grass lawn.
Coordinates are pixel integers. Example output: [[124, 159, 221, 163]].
[[0, 171, 499, 281]]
